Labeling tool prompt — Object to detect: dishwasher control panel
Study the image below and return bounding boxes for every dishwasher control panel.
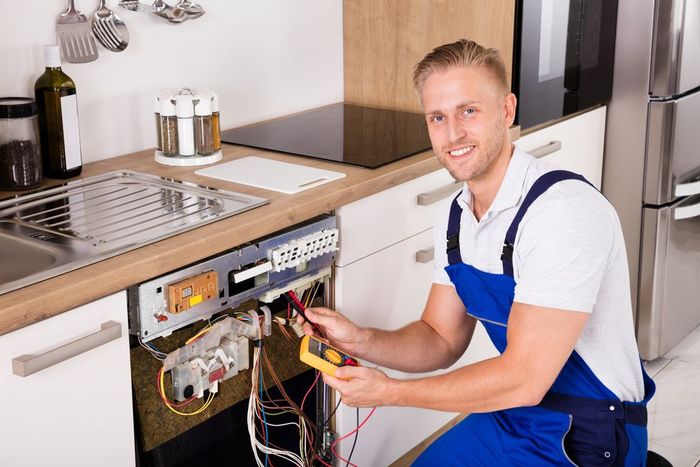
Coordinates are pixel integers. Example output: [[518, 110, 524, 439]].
[[127, 215, 337, 342]]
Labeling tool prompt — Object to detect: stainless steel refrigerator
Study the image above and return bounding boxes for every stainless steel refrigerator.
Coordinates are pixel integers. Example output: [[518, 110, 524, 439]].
[[606, 0, 700, 361]]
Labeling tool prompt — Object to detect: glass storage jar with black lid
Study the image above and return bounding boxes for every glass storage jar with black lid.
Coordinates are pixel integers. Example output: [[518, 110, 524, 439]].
[[0, 97, 42, 190]]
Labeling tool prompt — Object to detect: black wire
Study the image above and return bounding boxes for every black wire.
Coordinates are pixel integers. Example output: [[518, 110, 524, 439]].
[[323, 397, 343, 428], [313, 396, 343, 460], [346, 407, 359, 467]]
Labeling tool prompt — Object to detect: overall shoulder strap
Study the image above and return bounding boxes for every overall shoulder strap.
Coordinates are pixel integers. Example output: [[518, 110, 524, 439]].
[[446, 190, 464, 265], [501, 170, 595, 277]]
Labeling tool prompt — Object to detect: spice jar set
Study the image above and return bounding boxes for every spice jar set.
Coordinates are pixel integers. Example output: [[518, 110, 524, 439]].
[[154, 89, 222, 166], [0, 98, 43, 190]]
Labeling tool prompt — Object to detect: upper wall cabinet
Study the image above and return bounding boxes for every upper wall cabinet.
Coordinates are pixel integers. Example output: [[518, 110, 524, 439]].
[[343, 0, 516, 112]]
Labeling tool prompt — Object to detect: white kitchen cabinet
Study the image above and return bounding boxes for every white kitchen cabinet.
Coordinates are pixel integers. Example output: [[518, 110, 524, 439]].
[[514, 106, 607, 189], [0, 291, 135, 467], [333, 169, 498, 466]]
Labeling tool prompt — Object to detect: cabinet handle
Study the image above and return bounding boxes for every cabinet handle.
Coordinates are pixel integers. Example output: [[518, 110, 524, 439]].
[[417, 182, 461, 206], [530, 140, 562, 159], [674, 200, 700, 220], [415, 247, 435, 263], [675, 179, 700, 197], [12, 320, 122, 377]]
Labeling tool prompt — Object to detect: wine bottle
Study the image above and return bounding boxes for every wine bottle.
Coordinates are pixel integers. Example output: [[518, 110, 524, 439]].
[[34, 45, 82, 179]]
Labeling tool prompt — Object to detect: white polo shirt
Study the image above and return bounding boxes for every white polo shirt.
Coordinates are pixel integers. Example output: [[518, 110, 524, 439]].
[[433, 147, 645, 402]]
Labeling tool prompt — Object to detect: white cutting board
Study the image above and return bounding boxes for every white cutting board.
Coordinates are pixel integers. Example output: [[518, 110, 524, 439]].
[[195, 156, 346, 194]]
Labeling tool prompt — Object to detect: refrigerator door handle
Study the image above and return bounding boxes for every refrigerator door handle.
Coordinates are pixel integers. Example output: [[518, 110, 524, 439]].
[[673, 201, 700, 220], [675, 179, 700, 197]]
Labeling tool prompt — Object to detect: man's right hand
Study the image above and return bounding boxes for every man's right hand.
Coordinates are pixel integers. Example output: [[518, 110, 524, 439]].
[[299, 307, 368, 357]]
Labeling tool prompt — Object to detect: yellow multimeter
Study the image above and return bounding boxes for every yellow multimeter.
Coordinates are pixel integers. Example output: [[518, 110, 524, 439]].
[[299, 335, 359, 377]]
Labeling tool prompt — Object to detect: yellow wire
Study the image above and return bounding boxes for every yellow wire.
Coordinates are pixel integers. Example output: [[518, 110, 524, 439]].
[[305, 281, 320, 308], [159, 368, 214, 416], [185, 324, 214, 345]]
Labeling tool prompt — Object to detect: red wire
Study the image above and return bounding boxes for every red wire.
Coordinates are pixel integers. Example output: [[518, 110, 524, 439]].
[[313, 451, 333, 467], [331, 407, 377, 467], [300, 370, 322, 412]]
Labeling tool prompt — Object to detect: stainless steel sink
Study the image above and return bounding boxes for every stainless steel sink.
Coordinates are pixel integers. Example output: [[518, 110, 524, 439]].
[[0, 170, 268, 295]]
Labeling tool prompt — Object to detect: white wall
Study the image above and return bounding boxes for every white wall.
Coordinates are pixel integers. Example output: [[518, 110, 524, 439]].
[[0, 0, 343, 163]]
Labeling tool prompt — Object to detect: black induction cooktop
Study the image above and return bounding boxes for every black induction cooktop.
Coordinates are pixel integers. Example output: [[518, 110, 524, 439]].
[[220, 103, 433, 168]]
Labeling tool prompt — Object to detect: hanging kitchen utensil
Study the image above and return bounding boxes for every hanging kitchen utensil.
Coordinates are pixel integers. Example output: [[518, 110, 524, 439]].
[[175, 0, 205, 19], [153, 0, 187, 23], [118, 0, 167, 13], [56, 0, 99, 63], [91, 0, 129, 52]]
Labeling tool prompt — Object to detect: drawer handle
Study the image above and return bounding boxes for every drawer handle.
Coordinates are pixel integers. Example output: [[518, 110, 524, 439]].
[[530, 140, 562, 159], [415, 247, 434, 263], [674, 200, 700, 220], [12, 320, 122, 377], [675, 179, 700, 197], [417, 181, 461, 206]]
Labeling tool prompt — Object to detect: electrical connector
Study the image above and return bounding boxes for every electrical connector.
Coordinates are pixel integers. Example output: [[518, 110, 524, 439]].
[[260, 305, 272, 337], [258, 267, 331, 303], [290, 319, 305, 338], [271, 229, 338, 272]]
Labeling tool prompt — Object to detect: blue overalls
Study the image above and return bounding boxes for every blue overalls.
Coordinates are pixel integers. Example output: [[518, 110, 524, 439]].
[[414, 170, 656, 466]]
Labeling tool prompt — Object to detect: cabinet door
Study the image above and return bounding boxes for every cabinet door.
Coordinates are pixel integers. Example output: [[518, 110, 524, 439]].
[[0, 292, 135, 467], [514, 106, 607, 189], [336, 168, 458, 266], [334, 229, 498, 466]]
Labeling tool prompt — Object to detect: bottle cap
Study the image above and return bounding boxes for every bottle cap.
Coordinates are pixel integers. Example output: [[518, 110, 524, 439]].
[[44, 45, 61, 68], [194, 97, 212, 116], [175, 96, 194, 118], [0, 97, 37, 119], [211, 93, 219, 112], [159, 97, 176, 117], [154, 95, 161, 114]]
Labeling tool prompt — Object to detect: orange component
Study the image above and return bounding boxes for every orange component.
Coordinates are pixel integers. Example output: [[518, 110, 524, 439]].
[[167, 271, 218, 314]]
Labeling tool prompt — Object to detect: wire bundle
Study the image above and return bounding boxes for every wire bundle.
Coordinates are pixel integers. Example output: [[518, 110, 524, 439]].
[[246, 306, 337, 467], [143, 279, 375, 465]]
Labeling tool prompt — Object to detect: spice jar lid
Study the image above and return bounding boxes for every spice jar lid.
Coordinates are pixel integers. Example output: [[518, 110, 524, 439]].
[[211, 93, 219, 112], [175, 96, 194, 118], [194, 97, 212, 116], [0, 97, 37, 119], [159, 97, 176, 117]]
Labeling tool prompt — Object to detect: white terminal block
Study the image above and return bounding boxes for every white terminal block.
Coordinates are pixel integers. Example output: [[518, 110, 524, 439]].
[[271, 228, 339, 272], [258, 267, 331, 303]]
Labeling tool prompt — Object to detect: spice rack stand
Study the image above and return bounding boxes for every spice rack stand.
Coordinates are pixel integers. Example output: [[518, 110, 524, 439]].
[[154, 89, 222, 167], [154, 149, 222, 166]]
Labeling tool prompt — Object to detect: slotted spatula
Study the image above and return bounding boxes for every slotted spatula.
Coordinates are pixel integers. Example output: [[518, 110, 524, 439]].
[[56, 0, 99, 63]]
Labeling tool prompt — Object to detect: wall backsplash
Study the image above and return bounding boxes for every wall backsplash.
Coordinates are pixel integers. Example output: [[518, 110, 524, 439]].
[[0, 0, 343, 163]]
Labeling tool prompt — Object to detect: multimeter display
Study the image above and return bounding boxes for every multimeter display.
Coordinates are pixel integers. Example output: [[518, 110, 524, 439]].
[[299, 335, 358, 376]]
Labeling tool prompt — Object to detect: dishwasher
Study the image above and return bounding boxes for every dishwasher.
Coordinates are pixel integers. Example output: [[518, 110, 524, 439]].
[[126, 214, 338, 466]]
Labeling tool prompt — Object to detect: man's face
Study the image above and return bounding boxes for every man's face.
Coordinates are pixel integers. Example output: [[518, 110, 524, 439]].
[[420, 66, 515, 183]]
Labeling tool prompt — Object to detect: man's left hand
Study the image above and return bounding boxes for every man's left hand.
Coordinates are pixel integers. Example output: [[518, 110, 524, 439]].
[[322, 366, 394, 408]]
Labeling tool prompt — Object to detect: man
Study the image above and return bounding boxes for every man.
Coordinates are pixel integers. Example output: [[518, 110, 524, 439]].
[[301, 39, 655, 466]]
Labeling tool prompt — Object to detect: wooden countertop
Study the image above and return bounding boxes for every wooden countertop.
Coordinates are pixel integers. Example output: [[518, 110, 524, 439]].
[[0, 124, 521, 336], [0, 144, 443, 336]]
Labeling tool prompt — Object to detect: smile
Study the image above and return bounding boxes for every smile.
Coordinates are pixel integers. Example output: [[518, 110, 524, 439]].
[[449, 146, 475, 157]]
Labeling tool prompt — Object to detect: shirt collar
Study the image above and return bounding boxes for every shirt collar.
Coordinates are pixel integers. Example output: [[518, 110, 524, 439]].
[[457, 145, 532, 215]]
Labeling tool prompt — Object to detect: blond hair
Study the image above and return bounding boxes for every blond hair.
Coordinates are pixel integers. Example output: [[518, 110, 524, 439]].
[[412, 39, 508, 95]]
